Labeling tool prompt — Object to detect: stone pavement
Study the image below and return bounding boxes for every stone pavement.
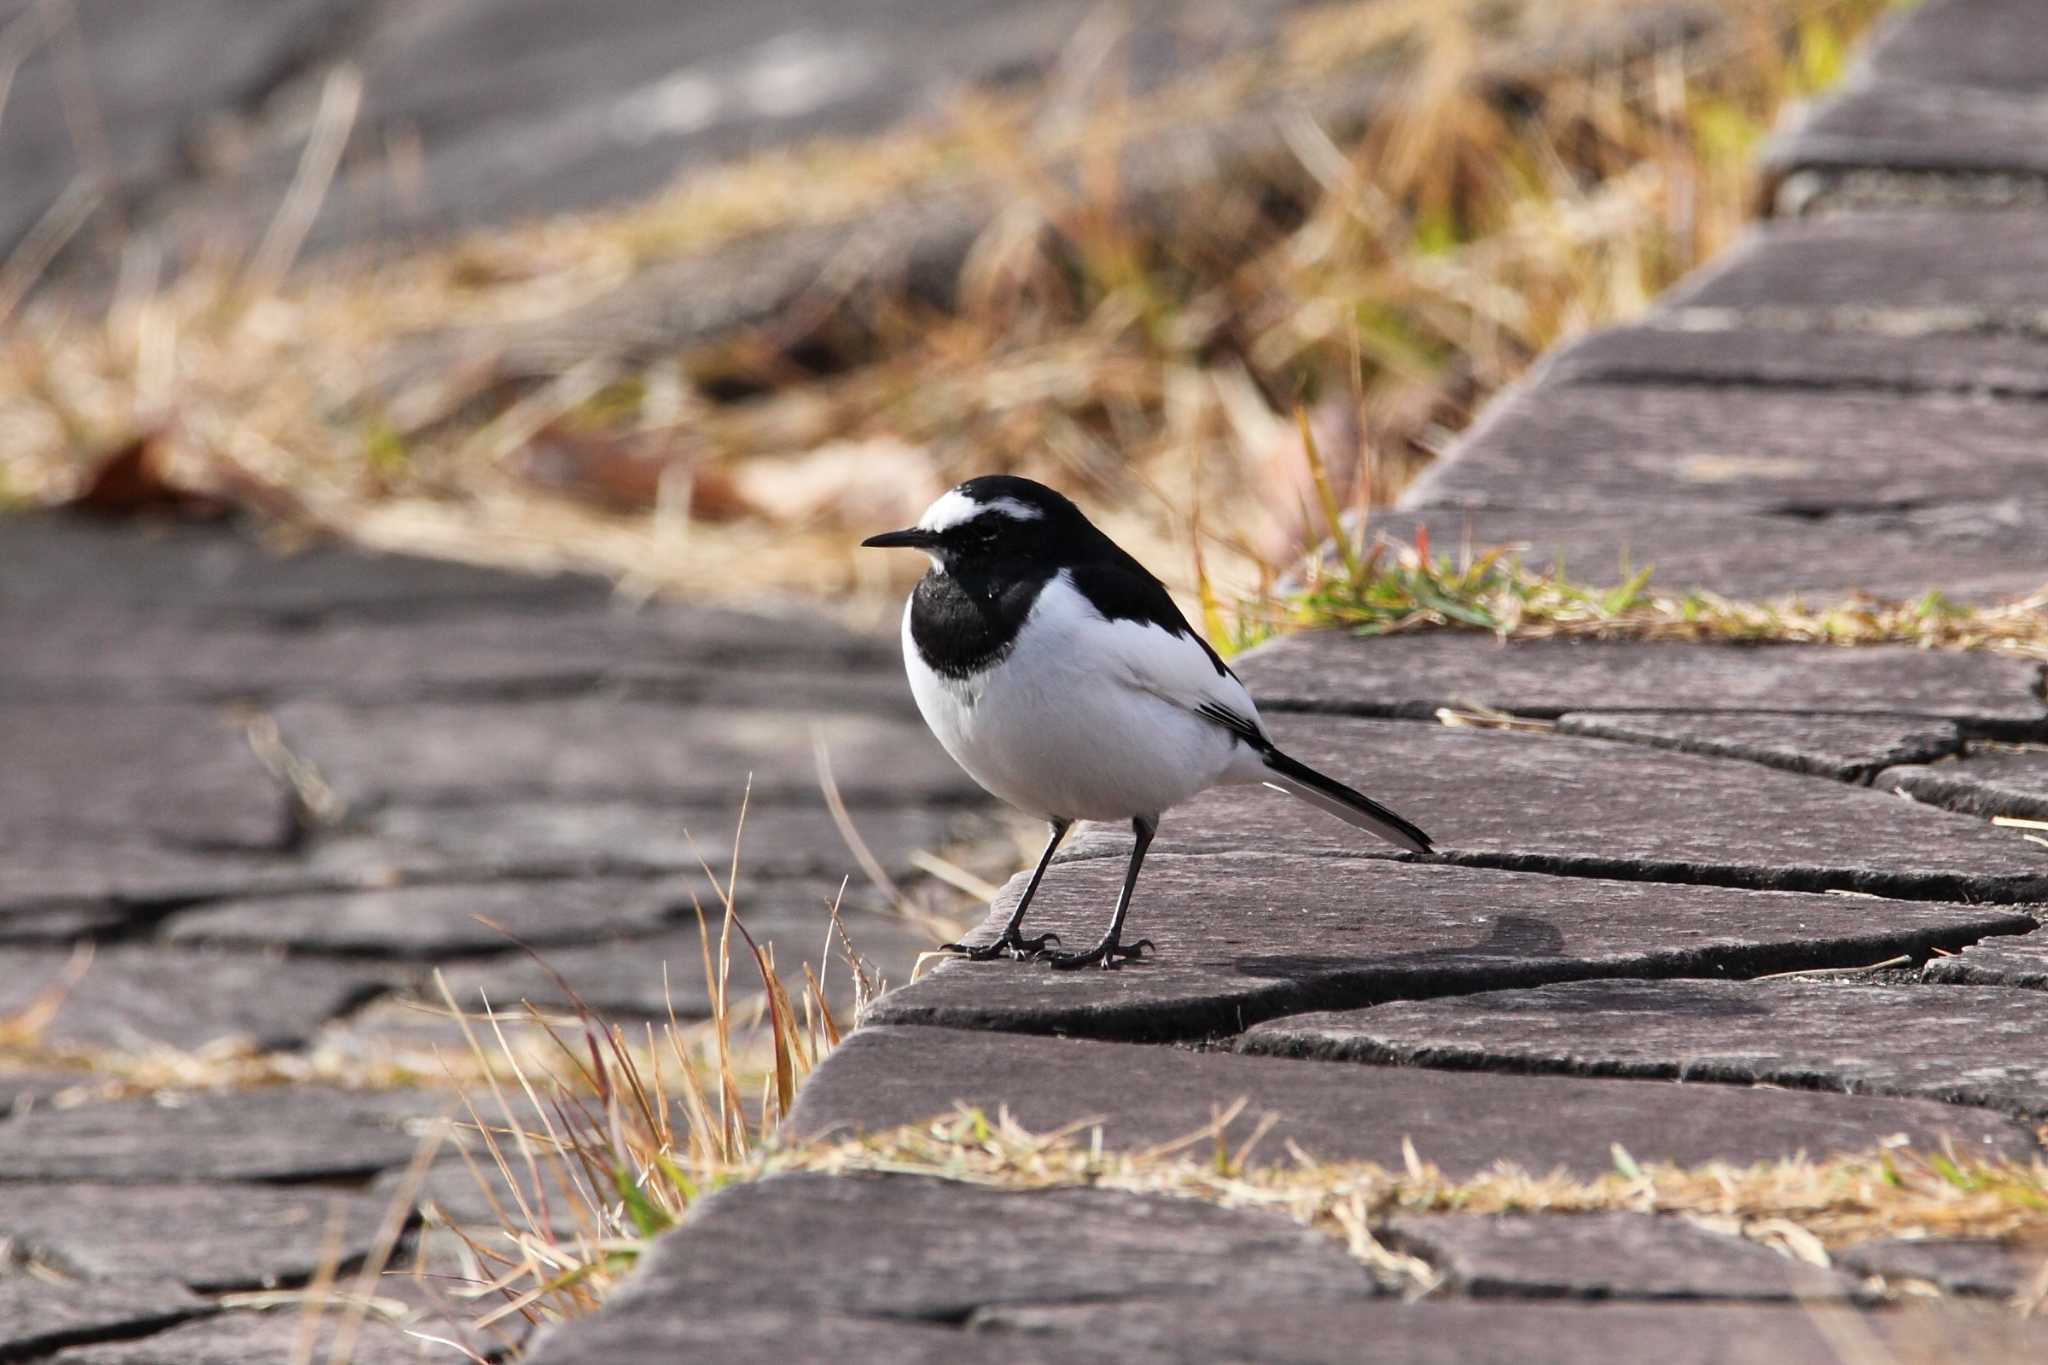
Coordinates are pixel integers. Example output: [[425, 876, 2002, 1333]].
[[0, 513, 1001, 1360], [514, 2, 2047, 1359]]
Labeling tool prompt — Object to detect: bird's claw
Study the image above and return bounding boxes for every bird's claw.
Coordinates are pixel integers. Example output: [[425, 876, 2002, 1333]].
[[1047, 937, 1154, 971], [940, 930, 1062, 962]]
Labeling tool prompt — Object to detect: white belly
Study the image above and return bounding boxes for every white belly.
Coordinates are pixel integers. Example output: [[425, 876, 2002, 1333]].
[[901, 590, 1242, 823]]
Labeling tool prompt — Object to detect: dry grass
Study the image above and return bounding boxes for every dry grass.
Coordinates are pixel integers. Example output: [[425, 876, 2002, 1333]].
[[0, 0, 1894, 626]]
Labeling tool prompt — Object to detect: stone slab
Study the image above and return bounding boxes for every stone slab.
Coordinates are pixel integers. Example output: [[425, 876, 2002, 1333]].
[[790, 1028, 2038, 1178], [524, 1307, 1124, 1365], [359, 798, 971, 881], [0, 838, 307, 934], [1555, 712, 1960, 782], [1863, 0, 2048, 94], [47, 1306, 436, 1365], [1, 612, 905, 708], [0, 1085, 450, 1183], [1767, 81, 2048, 181], [1241, 977, 2048, 1116], [1881, 748, 2048, 820], [1061, 718, 2048, 904], [162, 877, 686, 957], [1366, 500, 2048, 604], [0, 946, 387, 1052], [868, 852, 2035, 1040], [1235, 633, 2047, 728], [1401, 378, 2048, 516], [0, 1278, 208, 1363], [1923, 934, 2048, 990], [965, 1299, 2048, 1365], [1382, 1212, 1853, 1301], [0, 514, 606, 625], [431, 902, 931, 1021], [0, 704, 293, 852], [1665, 211, 2048, 318], [271, 698, 975, 808], [1548, 319, 2048, 399], [593, 1171, 1376, 1323], [1837, 1237, 2046, 1299], [0, 1181, 401, 1292]]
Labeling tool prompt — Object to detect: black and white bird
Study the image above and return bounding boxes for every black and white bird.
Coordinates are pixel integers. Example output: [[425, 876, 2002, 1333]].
[[862, 475, 1432, 969]]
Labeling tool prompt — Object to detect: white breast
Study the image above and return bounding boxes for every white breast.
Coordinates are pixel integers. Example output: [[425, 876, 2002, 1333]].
[[902, 572, 1262, 823]]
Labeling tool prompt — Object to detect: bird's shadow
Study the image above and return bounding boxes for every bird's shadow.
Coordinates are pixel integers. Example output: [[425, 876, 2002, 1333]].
[[1233, 911, 1566, 980]]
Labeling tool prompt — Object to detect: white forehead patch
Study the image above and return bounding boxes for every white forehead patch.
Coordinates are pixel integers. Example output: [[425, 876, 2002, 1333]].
[[915, 488, 1044, 532]]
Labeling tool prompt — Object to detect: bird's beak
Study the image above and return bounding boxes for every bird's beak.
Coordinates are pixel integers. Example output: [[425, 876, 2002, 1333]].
[[860, 528, 937, 550]]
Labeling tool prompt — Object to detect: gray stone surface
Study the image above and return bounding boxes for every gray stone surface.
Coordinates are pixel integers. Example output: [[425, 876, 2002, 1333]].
[[964, 1299, 2048, 1365], [1881, 747, 2048, 820], [1242, 976, 2048, 1116], [1767, 81, 2048, 181], [791, 1028, 2038, 1177], [0, 1278, 208, 1363], [868, 851, 2033, 1039], [0, 704, 293, 852], [525, 1307, 1124, 1365], [1862, 0, 2048, 93], [1837, 1237, 2046, 1299], [359, 797, 970, 880], [0, 1085, 450, 1182], [1062, 719, 2048, 905], [1383, 1212, 1853, 1301], [1234, 633, 2047, 729], [431, 902, 928, 1020], [162, 877, 686, 957], [589, 1171, 1376, 1323], [0, 837, 305, 935], [0, 946, 387, 1052], [47, 1306, 438, 1365], [1401, 379, 2048, 516], [1365, 500, 2048, 604], [0, 1182, 403, 1292], [1923, 933, 2048, 990], [1549, 318, 2048, 398], [1555, 712, 1960, 782], [272, 697, 974, 807], [1665, 211, 2048, 318], [0, 1067, 107, 1116]]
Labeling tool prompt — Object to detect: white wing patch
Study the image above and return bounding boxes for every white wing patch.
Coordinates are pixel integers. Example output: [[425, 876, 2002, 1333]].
[[917, 488, 1043, 532], [1045, 571, 1268, 739]]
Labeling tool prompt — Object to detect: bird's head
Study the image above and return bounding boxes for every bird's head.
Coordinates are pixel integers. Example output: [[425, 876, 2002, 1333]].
[[861, 476, 1090, 574]]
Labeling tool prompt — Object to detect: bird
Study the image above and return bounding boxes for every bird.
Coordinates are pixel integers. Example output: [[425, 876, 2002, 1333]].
[[861, 475, 1432, 970]]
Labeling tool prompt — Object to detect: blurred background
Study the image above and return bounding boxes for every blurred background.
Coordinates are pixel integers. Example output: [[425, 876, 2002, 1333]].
[[0, 0, 1887, 637]]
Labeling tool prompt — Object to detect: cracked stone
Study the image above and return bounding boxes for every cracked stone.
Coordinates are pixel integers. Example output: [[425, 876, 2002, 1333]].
[[271, 698, 975, 807], [564, 1171, 1374, 1326], [0, 704, 294, 853], [1233, 633, 2047, 730], [1880, 747, 2048, 820], [1923, 934, 2048, 990], [1548, 319, 2048, 398], [1554, 712, 1961, 782], [523, 1308, 1120, 1365], [0, 1182, 401, 1292], [1241, 977, 2048, 1116], [0, 946, 388, 1052], [964, 1299, 2048, 1365], [1363, 500, 2048, 603], [1061, 717, 2048, 904], [46, 1306, 434, 1364], [791, 1028, 2038, 1177], [1402, 379, 2048, 516], [1767, 81, 2048, 182], [1382, 1212, 1854, 1301], [1836, 1238, 2047, 1299], [866, 851, 2034, 1040], [0, 837, 312, 936], [162, 877, 686, 957], [0, 1277, 207, 1363], [0, 1086, 452, 1183]]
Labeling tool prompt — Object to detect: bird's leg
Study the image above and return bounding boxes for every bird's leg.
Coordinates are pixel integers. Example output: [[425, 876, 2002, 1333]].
[[942, 818, 1070, 960], [1048, 815, 1157, 970]]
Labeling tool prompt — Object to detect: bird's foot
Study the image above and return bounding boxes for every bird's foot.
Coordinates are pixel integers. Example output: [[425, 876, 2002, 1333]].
[[940, 930, 1062, 962], [1046, 937, 1155, 971]]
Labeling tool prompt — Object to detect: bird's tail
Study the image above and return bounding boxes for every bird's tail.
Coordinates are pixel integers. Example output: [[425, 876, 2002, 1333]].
[[1259, 748, 1433, 855]]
